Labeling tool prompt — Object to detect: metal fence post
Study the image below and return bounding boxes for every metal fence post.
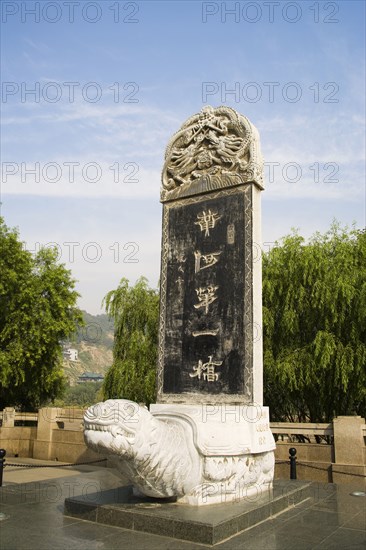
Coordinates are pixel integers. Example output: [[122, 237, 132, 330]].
[[0, 449, 6, 487], [289, 447, 297, 480]]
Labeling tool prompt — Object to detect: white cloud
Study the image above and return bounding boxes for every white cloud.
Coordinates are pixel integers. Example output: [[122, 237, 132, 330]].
[[2, 162, 161, 198], [2, 101, 364, 203]]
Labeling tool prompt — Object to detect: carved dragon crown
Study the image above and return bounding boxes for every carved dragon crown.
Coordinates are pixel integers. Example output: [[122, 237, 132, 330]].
[[161, 105, 264, 202]]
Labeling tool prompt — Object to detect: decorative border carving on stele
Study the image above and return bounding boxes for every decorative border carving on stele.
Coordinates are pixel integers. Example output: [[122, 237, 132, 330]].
[[160, 105, 264, 203]]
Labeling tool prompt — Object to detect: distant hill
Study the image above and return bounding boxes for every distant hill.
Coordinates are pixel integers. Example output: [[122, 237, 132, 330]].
[[62, 311, 114, 386], [77, 311, 114, 350]]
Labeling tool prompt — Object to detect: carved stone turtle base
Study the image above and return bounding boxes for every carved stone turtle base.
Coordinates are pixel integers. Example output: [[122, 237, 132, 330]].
[[152, 404, 275, 505], [84, 400, 275, 506]]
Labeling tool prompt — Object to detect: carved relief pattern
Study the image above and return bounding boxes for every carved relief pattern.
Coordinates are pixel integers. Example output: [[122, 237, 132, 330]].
[[84, 400, 198, 498], [243, 185, 253, 398], [84, 399, 274, 505], [161, 106, 264, 202], [157, 206, 169, 397]]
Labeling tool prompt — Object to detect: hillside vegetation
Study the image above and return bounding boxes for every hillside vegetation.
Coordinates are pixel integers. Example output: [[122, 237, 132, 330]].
[[62, 311, 114, 385]]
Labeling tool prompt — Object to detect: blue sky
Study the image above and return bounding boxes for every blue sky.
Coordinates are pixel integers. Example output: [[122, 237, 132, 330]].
[[1, 0, 365, 314]]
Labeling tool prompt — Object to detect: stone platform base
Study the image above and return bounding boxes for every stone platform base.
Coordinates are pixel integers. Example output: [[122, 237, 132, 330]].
[[64, 480, 312, 545]]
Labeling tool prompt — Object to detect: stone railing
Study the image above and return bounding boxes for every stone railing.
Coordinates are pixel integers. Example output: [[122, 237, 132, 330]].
[[271, 417, 366, 486], [0, 407, 99, 464], [1, 408, 365, 486], [270, 421, 333, 441]]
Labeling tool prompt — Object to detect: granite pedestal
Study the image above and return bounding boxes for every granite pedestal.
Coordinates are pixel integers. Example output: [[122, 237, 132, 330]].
[[64, 480, 312, 545]]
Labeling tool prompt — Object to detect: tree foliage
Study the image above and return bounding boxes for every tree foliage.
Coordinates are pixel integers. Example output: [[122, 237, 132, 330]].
[[54, 382, 103, 407], [102, 277, 159, 405], [100, 224, 365, 421], [263, 223, 366, 422], [0, 217, 83, 410]]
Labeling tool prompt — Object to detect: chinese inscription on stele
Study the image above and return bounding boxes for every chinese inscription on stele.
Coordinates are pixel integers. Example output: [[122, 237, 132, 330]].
[[161, 186, 248, 397]]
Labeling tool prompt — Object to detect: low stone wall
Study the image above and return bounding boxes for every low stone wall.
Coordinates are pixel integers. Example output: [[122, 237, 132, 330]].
[[0, 426, 37, 457], [35, 428, 101, 464], [275, 442, 334, 463], [274, 442, 334, 483], [0, 407, 100, 464]]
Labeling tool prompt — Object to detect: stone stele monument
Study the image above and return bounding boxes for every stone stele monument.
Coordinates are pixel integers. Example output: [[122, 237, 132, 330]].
[[84, 106, 276, 505]]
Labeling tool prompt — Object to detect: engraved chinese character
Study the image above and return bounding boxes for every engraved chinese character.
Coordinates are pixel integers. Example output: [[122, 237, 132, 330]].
[[194, 250, 221, 273], [227, 224, 235, 244], [177, 253, 186, 274], [176, 276, 184, 292], [194, 285, 219, 314], [195, 209, 222, 237], [189, 355, 223, 382], [192, 329, 219, 337]]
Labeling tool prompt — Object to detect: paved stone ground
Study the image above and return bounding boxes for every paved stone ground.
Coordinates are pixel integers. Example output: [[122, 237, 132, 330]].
[[0, 458, 365, 549]]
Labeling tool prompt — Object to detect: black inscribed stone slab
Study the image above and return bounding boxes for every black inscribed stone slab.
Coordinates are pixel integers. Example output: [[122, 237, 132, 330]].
[[162, 191, 246, 395]]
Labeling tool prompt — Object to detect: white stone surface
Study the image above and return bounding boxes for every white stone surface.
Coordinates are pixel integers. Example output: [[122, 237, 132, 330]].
[[84, 399, 275, 505], [151, 403, 275, 455]]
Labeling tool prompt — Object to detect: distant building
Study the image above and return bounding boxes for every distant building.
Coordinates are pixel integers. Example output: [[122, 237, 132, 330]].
[[63, 348, 78, 362], [78, 372, 104, 383]]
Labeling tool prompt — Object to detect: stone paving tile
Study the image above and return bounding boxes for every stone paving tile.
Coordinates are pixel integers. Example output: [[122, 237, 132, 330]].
[[315, 527, 366, 549], [219, 530, 315, 549], [272, 509, 344, 545], [271, 498, 312, 521], [102, 528, 207, 549], [1, 468, 365, 550], [342, 511, 366, 531]]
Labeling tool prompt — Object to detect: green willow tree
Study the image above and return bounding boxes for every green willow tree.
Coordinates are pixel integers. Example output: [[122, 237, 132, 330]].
[[263, 223, 366, 422], [102, 277, 159, 405], [0, 217, 83, 410]]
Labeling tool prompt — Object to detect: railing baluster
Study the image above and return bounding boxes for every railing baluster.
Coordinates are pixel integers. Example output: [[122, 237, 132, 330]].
[[289, 447, 297, 479], [0, 449, 6, 487]]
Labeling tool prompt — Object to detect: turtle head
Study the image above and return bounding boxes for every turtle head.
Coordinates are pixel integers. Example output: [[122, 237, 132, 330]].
[[83, 399, 148, 457]]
